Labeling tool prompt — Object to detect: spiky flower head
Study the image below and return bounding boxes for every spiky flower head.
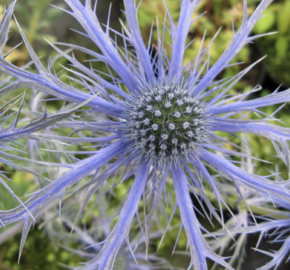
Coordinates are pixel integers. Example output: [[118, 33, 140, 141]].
[[1, 0, 290, 269], [124, 79, 210, 164]]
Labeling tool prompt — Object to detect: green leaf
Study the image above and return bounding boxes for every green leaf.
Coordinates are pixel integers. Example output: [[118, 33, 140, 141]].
[[275, 36, 288, 58], [254, 10, 275, 33], [36, 34, 57, 43], [278, 1, 290, 34], [46, 6, 64, 21]]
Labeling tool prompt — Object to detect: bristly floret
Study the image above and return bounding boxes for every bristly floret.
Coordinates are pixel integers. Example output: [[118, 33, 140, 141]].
[[124, 81, 210, 163]]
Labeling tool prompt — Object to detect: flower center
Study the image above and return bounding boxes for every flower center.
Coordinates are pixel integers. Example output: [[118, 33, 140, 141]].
[[125, 83, 209, 162]]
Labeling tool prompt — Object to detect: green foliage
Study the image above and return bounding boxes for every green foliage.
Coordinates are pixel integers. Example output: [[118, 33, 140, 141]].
[[0, 171, 33, 210], [0, 229, 81, 270], [254, 9, 275, 33], [1, 0, 64, 63], [253, 0, 290, 86], [137, 0, 255, 92]]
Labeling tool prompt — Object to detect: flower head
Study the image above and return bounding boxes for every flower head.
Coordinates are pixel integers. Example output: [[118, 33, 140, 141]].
[[124, 80, 210, 164], [1, 0, 290, 269]]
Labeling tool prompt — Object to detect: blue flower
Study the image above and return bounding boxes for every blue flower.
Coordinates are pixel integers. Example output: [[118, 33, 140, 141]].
[[1, 0, 290, 269]]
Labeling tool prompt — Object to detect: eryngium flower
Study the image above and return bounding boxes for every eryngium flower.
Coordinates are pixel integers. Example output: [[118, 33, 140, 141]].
[[1, 0, 290, 269]]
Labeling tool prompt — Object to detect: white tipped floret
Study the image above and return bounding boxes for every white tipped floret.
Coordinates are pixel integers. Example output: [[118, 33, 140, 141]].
[[174, 112, 181, 118], [168, 123, 175, 130], [172, 138, 178, 145], [155, 110, 162, 117], [161, 134, 169, 140], [144, 118, 150, 125], [186, 106, 192, 113], [165, 101, 172, 108], [152, 124, 158, 130], [176, 99, 184, 106], [180, 143, 187, 149], [155, 95, 162, 101], [189, 142, 195, 148], [160, 144, 167, 150], [187, 131, 194, 138], [146, 105, 153, 111], [183, 122, 190, 129]]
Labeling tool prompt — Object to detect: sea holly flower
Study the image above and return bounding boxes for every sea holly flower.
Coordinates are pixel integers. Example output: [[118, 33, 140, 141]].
[[1, 0, 290, 269]]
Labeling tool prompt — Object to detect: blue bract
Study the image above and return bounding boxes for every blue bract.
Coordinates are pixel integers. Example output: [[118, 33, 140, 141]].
[[1, 0, 290, 269]]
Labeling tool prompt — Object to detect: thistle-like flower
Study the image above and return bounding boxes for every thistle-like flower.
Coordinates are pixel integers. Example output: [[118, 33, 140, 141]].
[[1, 0, 290, 269]]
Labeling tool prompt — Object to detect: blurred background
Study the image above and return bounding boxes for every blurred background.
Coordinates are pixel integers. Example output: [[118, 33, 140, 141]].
[[0, 0, 290, 269]]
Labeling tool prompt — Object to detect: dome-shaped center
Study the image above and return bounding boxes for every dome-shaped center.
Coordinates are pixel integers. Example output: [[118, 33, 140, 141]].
[[125, 83, 209, 162]]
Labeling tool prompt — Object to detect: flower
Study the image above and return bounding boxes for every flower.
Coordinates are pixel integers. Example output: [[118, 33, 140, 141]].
[[1, 0, 290, 269]]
